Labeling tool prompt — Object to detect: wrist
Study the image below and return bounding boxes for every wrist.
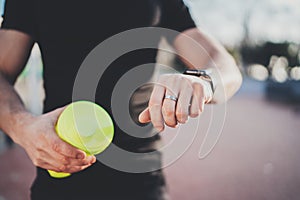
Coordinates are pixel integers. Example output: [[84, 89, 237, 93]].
[[183, 69, 215, 92], [183, 69, 215, 103], [5, 111, 36, 143]]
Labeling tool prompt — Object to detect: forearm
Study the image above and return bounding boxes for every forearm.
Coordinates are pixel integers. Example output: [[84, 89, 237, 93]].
[[202, 48, 242, 103], [0, 30, 37, 139], [174, 28, 242, 103], [0, 71, 33, 140]]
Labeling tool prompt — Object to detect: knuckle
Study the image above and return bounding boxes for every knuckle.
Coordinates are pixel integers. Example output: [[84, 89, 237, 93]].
[[154, 125, 164, 132], [165, 121, 177, 127], [65, 147, 76, 157], [61, 157, 69, 165], [189, 111, 199, 118], [33, 158, 42, 167], [32, 159, 39, 166], [151, 120, 164, 129], [59, 165, 67, 172], [149, 99, 161, 107], [67, 168, 77, 173], [163, 109, 174, 117], [152, 120, 163, 127], [81, 160, 90, 165], [176, 112, 188, 122], [51, 140, 61, 152], [185, 84, 194, 93], [193, 82, 204, 91], [36, 145, 44, 152]]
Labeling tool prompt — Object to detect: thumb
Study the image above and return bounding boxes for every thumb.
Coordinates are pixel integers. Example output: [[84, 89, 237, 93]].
[[47, 106, 67, 124], [138, 107, 151, 123]]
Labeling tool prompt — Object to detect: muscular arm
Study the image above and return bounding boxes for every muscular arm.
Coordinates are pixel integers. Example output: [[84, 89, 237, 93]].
[[173, 28, 242, 103], [139, 28, 242, 131], [0, 29, 34, 137], [0, 29, 95, 173]]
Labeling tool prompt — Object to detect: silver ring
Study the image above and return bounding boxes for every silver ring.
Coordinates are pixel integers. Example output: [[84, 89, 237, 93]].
[[164, 95, 178, 102]]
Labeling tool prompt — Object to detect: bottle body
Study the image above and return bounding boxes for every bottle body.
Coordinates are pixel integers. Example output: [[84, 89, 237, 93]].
[[48, 101, 114, 178]]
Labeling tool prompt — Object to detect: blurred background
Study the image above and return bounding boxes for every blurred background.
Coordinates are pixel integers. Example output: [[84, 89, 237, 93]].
[[0, 0, 300, 199]]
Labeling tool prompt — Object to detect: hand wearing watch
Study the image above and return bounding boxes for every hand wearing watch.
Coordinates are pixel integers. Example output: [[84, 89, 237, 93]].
[[183, 69, 215, 95]]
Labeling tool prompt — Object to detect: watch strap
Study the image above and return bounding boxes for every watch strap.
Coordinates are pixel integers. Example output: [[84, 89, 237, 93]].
[[183, 69, 215, 94]]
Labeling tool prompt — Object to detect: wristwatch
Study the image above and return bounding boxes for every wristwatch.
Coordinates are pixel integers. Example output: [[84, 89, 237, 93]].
[[183, 69, 215, 94]]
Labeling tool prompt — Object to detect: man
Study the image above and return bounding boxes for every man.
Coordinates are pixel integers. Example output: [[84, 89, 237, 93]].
[[0, 0, 242, 199]]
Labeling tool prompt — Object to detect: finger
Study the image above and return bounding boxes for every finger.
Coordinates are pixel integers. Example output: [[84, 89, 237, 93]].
[[148, 84, 165, 132], [43, 148, 96, 169], [38, 162, 63, 172], [161, 75, 181, 127], [176, 84, 193, 123], [30, 155, 66, 172], [161, 75, 182, 127], [43, 161, 92, 174], [189, 95, 205, 118], [65, 164, 93, 174], [162, 91, 177, 127], [36, 147, 94, 174], [60, 156, 95, 173], [66, 155, 96, 167], [138, 108, 151, 123], [50, 134, 86, 159], [189, 95, 200, 118], [190, 84, 205, 117], [45, 107, 86, 159]]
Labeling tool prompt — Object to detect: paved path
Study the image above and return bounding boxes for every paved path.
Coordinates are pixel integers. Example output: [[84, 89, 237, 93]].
[[163, 94, 300, 200], [0, 145, 35, 200]]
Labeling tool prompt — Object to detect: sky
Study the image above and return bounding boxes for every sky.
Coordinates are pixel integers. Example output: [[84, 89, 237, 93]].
[[186, 0, 300, 46], [0, 0, 4, 17]]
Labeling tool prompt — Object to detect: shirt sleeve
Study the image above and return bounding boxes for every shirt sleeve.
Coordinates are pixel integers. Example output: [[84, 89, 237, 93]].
[[1, 0, 37, 40], [159, 0, 196, 33]]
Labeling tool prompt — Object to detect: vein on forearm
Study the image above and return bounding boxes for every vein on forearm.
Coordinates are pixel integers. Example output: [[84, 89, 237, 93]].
[[0, 71, 27, 133]]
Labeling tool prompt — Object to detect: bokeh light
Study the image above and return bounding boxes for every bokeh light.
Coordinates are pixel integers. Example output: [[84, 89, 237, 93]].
[[290, 66, 300, 80], [247, 64, 269, 81]]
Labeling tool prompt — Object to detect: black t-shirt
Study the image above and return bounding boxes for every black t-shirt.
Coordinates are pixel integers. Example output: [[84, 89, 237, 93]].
[[2, 0, 195, 107], [2, 0, 196, 146], [2, 1, 196, 198]]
